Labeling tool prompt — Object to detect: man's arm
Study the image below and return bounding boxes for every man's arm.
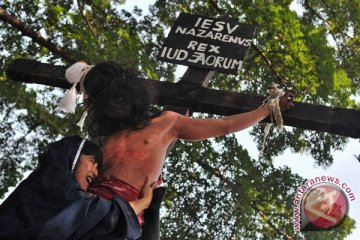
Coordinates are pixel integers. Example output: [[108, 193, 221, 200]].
[[167, 105, 270, 141], [166, 90, 295, 141]]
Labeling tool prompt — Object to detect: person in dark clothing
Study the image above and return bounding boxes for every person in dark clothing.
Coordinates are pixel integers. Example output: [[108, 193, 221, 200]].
[[0, 136, 153, 240]]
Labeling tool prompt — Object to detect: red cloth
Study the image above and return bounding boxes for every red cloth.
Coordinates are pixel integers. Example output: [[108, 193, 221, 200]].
[[89, 177, 144, 225]]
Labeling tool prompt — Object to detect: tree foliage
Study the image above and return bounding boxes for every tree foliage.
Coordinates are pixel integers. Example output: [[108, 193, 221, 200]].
[[0, 0, 358, 239]]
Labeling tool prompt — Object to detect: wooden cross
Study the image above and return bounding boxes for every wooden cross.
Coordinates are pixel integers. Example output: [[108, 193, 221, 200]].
[[4, 13, 360, 139], [6, 58, 360, 139]]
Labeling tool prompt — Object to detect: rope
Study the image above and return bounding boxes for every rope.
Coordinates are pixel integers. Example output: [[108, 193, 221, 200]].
[[259, 83, 285, 157]]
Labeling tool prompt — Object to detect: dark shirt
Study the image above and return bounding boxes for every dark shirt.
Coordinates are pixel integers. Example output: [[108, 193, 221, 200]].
[[0, 136, 141, 240]]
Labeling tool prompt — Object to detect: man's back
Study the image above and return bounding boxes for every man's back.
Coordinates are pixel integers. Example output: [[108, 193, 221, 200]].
[[101, 112, 175, 191]]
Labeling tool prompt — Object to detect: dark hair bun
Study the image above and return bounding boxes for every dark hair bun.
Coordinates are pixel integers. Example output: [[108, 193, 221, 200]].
[[84, 61, 122, 96], [83, 62, 153, 137]]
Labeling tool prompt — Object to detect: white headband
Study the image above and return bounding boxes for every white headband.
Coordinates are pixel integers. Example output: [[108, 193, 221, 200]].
[[58, 62, 94, 113], [71, 138, 86, 172]]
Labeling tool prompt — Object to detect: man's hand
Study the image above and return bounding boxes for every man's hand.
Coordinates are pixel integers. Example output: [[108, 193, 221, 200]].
[[279, 90, 296, 111]]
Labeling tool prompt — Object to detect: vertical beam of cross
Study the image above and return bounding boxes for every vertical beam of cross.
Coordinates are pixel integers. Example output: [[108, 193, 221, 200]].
[[163, 67, 214, 114], [163, 66, 214, 158]]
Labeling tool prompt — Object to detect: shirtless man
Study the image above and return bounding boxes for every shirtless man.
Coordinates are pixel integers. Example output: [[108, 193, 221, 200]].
[[100, 103, 276, 190], [77, 61, 294, 226]]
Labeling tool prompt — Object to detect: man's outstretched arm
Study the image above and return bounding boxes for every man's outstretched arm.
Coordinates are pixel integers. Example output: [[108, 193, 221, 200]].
[[166, 105, 270, 141], [166, 91, 294, 141]]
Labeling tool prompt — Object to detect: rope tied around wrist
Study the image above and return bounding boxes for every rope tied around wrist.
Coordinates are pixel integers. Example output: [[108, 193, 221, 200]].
[[261, 83, 285, 128], [259, 83, 285, 157]]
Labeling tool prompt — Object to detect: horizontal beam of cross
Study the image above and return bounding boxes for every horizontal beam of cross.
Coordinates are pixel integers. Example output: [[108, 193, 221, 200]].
[[6, 59, 360, 138]]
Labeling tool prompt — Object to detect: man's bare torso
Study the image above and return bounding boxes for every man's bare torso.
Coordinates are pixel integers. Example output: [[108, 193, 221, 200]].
[[98, 103, 276, 191], [101, 112, 175, 191]]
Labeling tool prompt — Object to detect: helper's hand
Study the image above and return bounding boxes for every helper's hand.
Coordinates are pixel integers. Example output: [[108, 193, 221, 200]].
[[129, 177, 155, 215], [279, 90, 296, 111], [140, 177, 155, 209]]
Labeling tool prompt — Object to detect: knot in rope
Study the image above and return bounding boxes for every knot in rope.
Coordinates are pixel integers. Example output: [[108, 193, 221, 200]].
[[259, 83, 285, 157], [261, 83, 285, 128]]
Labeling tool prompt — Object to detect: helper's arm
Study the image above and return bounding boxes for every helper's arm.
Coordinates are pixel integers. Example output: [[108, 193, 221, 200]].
[[129, 177, 154, 215]]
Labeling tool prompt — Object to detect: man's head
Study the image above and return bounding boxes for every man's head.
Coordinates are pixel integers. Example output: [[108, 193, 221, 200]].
[[73, 140, 102, 191], [82, 61, 152, 138]]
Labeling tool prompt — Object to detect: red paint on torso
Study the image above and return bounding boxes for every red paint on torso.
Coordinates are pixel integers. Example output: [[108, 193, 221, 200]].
[[101, 115, 174, 191]]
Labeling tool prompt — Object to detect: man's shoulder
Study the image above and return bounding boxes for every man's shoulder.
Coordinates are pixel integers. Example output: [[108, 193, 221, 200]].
[[159, 111, 180, 120], [150, 111, 180, 124]]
